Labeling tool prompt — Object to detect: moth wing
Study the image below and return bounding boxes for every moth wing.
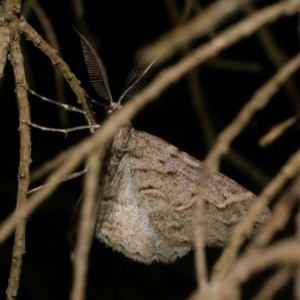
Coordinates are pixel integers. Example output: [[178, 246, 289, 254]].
[[130, 131, 270, 248], [95, 127, 192, 263]]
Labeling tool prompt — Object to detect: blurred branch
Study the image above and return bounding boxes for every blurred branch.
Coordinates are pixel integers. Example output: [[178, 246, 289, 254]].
[[69, 0, 100, 51], [259, 112, 300, 147], [295, 188, 300, 300], [70, 147, 103, 300], [250, 174, 300, 249], [139, 0, 253, 63], [225, 149, 270, 186], [27, 0, 68, 125], [245, 3, 300, 111], [251, 267, 292, 300], [205, 57, 262, 73], [211, 53, 300, 279]]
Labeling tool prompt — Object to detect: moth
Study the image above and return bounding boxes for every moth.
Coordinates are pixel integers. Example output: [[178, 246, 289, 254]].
[[69, 30, 271, 263]]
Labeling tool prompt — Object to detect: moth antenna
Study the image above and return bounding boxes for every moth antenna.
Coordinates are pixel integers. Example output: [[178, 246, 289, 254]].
[[117, 41, 174, 104], [117, 60, 155, 104], [74, 27, 113, 104]]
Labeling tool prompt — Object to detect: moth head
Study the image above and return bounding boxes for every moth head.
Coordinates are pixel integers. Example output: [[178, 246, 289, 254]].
[[105, 102, 122, 117]]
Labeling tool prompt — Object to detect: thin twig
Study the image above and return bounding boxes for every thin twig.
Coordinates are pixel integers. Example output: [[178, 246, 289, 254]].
[[28, 169, 87, 194], [21, 85, 87, 114], [251, 267, 292, 300], [23, 120, 99, 134], [6, 16, 31, 300]]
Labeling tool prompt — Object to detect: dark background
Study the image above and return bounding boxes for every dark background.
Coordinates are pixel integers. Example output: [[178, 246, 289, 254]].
[[0, 0, 299, 299]]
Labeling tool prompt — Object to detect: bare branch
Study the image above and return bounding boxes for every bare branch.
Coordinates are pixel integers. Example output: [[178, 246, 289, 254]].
[[6, 17, 31, 300]]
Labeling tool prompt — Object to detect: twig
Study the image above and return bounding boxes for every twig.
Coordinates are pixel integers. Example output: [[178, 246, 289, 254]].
[[211, 53, 300, 279], [18, 17, 97, 129], [6, 16, 31, 300], [259, 112, 300, 147], [251, 266, 292, 300], [22, 85, 86, 114], [23, 120, 99, 134], [70, 147, 103, 300]]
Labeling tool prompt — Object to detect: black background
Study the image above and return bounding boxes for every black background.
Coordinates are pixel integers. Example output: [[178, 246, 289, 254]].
[[0, 0, 299, 299]]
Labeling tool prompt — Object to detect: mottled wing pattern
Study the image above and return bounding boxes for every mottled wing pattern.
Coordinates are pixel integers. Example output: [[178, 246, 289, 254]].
[[95, 125, 270, 263]]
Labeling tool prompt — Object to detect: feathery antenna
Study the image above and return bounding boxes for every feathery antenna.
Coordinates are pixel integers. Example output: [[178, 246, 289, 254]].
[[75, 28, 161, 106], [73, 27, 113, 104], [118, 61, 155, 103]]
